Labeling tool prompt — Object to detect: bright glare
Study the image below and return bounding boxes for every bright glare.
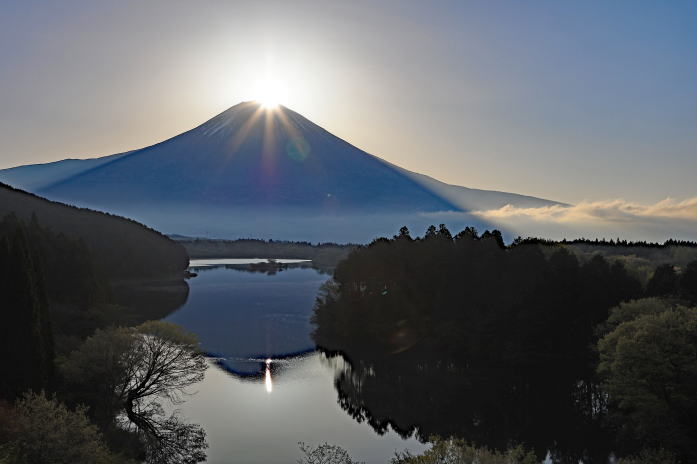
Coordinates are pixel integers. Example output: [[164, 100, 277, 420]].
[[264, 359, 273, 393], [255, 79, 287, 109]]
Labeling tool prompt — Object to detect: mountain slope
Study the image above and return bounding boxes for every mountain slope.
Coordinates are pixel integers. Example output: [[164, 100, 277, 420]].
[[397, 168, 568, 211], [0, 152, 129, 192], [0, 102, 563, 241], [36, 103, 462, 212]]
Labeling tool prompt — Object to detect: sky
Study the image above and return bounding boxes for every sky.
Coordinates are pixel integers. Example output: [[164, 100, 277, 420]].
[[0, 0, 695, 206]]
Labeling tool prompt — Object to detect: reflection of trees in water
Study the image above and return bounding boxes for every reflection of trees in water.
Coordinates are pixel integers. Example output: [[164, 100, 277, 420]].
[[190, 261, 332, 276], [311, 228, 647, 463], [323, 351, 611, 463], [111, 278, 190, 322]]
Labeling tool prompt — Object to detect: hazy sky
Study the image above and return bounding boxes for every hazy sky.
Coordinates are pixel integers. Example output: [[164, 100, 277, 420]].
[[1, 0, 695, 205]]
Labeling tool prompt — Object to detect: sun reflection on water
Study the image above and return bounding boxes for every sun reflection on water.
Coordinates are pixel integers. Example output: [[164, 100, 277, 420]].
[[265, 358, 273, 393]]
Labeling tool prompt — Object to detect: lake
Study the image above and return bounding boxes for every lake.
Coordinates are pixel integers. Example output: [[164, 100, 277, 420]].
[[165, 259, 427, 464]]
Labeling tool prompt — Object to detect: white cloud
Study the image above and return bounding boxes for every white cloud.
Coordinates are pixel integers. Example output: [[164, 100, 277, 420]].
[[474, 197, 697, 223], [468, 197, 697, 242]]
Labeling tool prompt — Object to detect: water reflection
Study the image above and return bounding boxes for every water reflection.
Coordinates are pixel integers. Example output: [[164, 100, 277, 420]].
[[170, 353, 426, 464], [165, 262, 426, 463], [320, 349, 612, 464], [167, 261, 327, 360], [265, 359, 273, 393]]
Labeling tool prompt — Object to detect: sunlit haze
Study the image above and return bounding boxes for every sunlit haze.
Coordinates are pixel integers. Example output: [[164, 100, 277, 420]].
[[1, 1, 696, 205]]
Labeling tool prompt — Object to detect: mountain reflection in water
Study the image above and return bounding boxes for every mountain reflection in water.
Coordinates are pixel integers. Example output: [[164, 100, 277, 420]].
[[164, 261, 426, 463]]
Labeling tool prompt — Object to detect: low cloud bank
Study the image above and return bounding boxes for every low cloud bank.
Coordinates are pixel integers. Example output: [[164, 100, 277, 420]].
[[469, 197, 697, 242]]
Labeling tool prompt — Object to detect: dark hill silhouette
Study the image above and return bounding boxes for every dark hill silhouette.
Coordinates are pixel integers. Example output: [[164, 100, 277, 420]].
[[0, 182, 187, 278]]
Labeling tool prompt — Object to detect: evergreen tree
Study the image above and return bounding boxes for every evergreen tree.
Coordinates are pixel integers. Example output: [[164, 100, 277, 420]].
[[0, 218, 54, 399]]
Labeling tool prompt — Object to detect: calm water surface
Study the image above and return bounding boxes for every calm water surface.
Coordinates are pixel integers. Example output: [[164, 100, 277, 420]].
[[165, 259, 426, 464]]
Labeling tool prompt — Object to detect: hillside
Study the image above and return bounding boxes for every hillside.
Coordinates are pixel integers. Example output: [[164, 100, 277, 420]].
[[0, 182, 188, 278]]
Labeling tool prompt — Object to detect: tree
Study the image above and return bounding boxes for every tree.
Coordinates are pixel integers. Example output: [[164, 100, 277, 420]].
[[645, 264, 678, 297], [391, 437, 537, 464], [0, 392, 129, 464], [297, 442, 364, 464], [598, 305, 697, 458], [394, 226, 412, 241], [437, 224, 452, 241], [62, 321, 208, 464], [0, 217, 54, 399], [601, 298, 673, 331], [312, 226, 638, 461]]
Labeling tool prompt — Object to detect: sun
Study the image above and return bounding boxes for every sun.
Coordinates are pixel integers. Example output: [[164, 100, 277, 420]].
[[255, 78, 287, 109]]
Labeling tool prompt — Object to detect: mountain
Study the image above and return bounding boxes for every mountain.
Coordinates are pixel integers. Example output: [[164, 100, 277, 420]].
[[0, 102, 563, 242], [0, 182, 188, 278], [0, 152, 129, 192]]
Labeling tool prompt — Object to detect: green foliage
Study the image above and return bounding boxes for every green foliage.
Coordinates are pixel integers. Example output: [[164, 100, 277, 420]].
[[59, 327, 135, 424], [602, 297, 674, 330], [0, 392, 131, 464], [598, 302, 697, 458], [391, 438, 537, 464], [0, 190, 195, 462], [617, 448, 680, 464], [297, 442, 364, 464], [312, 226, 648, 461]]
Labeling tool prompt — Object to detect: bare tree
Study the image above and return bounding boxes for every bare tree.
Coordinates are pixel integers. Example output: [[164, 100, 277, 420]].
[[63, 321, 208, 464]]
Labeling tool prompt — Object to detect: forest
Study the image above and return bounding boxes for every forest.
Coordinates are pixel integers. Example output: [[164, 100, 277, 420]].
[[0, 183, 188, 279], [0, 209, 203, 463], [3, 205, 696, 463], [312, 225, 697, 463]]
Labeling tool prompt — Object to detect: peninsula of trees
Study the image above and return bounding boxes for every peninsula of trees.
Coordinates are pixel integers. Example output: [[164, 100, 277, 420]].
[[313, 225, 697, 462]]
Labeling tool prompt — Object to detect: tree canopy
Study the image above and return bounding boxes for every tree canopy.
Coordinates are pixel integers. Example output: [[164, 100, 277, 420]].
[[62, 321, 208, 464], [598, 302, 697, 459]]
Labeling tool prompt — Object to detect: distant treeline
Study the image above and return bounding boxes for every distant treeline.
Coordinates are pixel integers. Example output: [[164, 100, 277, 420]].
[[0, 182, 188, 279], [313, 225, 697, 462], [513, 236, 697, 248], [176, 237, 356, 270], [514, 235, 697, 286]]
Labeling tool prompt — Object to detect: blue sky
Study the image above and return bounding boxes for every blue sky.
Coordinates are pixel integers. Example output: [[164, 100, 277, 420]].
[[1, 0, 695, 204]]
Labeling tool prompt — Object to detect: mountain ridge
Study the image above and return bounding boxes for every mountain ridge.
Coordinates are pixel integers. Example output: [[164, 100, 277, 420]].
[[0, 102, 564, 241]]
